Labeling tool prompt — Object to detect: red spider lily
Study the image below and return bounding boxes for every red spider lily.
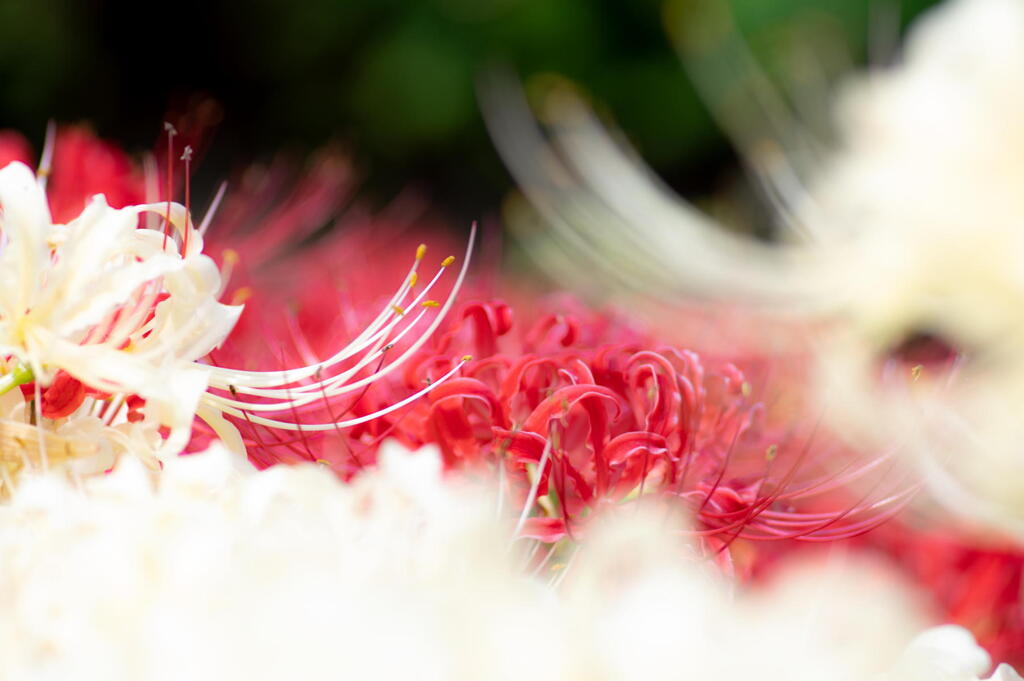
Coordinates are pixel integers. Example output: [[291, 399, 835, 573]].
[[219, 229, 914, 547], [424, 300, 915, 546]]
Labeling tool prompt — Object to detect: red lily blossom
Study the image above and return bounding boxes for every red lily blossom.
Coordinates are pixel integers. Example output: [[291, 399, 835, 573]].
[[217, 221, 913, 549]]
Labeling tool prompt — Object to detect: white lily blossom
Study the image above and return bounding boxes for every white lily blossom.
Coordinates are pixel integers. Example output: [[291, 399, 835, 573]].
[[0, 160, 239, 474], [0, 440, 1015, 680], [0, 159, 474, 486]]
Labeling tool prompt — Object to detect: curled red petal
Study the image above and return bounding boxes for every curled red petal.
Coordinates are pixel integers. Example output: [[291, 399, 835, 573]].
[[521, 384, 622, 435], [40, 371, 87, 419], [605, 431, 670, 466]]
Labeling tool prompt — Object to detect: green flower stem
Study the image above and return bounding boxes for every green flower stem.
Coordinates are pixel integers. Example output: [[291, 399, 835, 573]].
[[0, 363, 35, 396]]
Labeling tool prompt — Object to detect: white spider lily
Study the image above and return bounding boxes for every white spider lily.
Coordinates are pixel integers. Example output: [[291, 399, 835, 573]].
[[0, 159, 474, 485], [485, 0, 1024, 537]]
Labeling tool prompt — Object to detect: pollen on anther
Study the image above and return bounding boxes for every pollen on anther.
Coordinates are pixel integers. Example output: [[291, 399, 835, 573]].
[[392, 305, 406, 316], [408, 272, 418, 287], [231, 287, 252, 305], [461, 355, 473, 362], [416, 244, 427, 260], [441, 256, 455, 267], [421, 300, 440, 308], [222, 248, 240, 266]]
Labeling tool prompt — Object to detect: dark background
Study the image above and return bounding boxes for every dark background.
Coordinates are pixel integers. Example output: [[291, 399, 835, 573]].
[[0, 0, 940, 225]]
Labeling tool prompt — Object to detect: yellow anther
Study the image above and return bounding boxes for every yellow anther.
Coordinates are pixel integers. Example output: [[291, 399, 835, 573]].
[[420, 300, 440, 308], [441, 255, 455, 267], [392, 305, 406, 316], [741, 381, 751, 397], [222, 248, 240, 266], [408, 272, 418, 287], [911, 364, 923, 381], [461, 355, 473, 362], [231, 286, 252, 305], [550, 563, 566, 572], [765, 444, 778, 461], [416, 244, 427, 260], [315, 459, 331, 467]]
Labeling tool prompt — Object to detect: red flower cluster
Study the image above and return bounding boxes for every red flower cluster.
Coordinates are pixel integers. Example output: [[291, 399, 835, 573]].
[[215, 229, 911, 548], [6, 122, 1020, 663]]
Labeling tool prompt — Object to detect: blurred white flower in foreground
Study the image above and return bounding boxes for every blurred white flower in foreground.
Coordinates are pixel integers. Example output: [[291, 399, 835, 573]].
[[484, 0, 1024, 537], [882, 626, 1022, 681], [0, 440, 1015, 680], [0, 442, 559, 681], [0, 156, 473, 484]]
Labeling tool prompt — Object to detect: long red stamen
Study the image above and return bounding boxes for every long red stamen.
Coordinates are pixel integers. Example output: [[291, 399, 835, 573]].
[[181, 145, 193, 255]]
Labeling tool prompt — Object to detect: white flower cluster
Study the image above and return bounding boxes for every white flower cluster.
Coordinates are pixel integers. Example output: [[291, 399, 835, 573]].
[[0, 442, 1015, 680]]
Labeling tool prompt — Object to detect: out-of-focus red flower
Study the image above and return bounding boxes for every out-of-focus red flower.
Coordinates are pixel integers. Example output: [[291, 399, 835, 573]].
[[0, 131, 32, 169], [46, 127, 146, 223], [862, 523, 1024, 668], [0, 126, 146, 223]]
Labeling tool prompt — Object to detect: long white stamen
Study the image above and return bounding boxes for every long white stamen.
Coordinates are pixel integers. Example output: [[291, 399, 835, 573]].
[[200, 224, 476, 438], [514, 436, 553, 539], [206, 227, 475, 422], [37, 120, 56, 192], [207, 254, 449, 390], [199, 182, 228, 236], [220, 357, 469, 431], [205, 306, 431, 411]]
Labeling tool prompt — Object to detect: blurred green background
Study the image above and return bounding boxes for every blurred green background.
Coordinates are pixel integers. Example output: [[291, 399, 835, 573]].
[[0, 0, 940, 223]]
